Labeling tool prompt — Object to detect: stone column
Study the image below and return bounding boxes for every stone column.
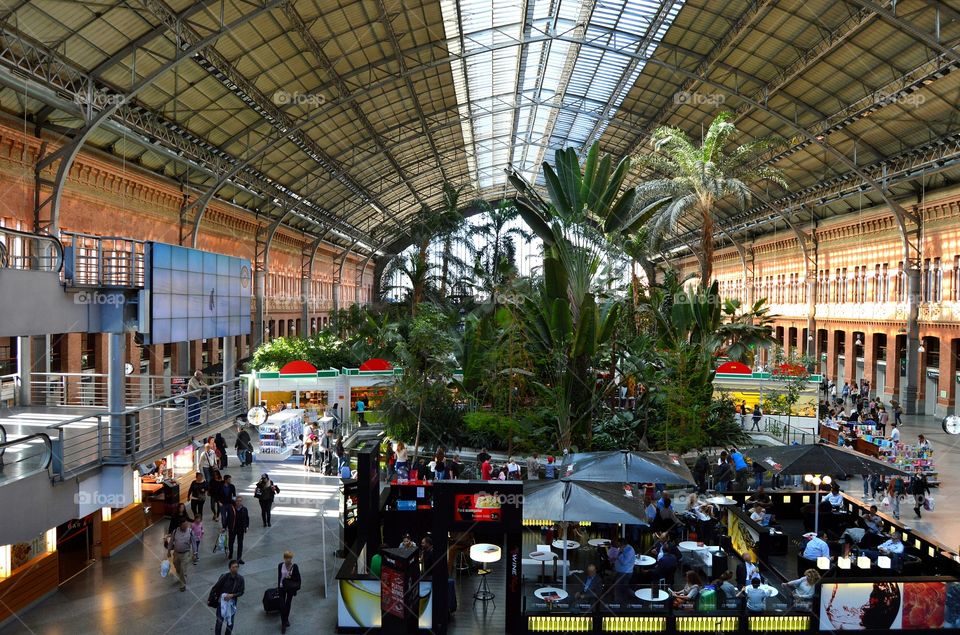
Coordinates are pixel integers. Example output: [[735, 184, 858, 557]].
[[826, 329, 840, 382], [844, 331, 857, 387], [863, 332, 877, 391], [936, 337, 957, 418]]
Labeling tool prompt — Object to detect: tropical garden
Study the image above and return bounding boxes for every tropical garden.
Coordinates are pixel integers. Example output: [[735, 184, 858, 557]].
[[250, 113, 788, 456]]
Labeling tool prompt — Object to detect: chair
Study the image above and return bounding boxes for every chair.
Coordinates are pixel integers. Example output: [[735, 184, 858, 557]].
[[473, 569, 495, 608]]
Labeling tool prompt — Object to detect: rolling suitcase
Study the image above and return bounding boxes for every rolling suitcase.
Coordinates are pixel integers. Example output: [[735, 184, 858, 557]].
[[263, 587, 282, 613]]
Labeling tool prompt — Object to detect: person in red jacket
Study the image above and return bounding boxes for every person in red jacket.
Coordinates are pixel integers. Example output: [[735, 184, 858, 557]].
[[480, 457, 493, 480]]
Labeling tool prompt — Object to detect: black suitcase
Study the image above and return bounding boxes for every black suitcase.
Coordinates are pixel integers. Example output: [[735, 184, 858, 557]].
[[263, 587, 282, 613]]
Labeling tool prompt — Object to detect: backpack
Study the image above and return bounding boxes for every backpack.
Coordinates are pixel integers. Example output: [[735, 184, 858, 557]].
[[208, 574, 225, 608], [892, 477, 905, 495]]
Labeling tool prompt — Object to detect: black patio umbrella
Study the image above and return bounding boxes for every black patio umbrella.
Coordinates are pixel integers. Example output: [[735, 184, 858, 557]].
[[560, 450, 695, 485], [523, 478, 648, 590], [744, 442, 909, 477]]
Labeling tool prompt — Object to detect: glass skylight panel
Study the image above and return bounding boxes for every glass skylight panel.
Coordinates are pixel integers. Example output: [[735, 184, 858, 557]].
[[441, 0, 684, 190]]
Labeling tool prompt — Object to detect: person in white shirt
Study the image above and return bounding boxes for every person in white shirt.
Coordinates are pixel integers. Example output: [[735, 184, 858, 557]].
[[917, 434, 931, 450], [786, 569, 822, 600], [506, 457, 521, 480], [802, 531, 831, 559], [860, 533, 904, 562], [825, 484, 844, 507], [890, 425, 901, 443]]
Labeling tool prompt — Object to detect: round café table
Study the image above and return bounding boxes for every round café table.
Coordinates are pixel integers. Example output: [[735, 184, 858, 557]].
[[635, 555, 656, 567], [587, 538, 611, 547], [635, 588, 670, 602], [534, 587, 569, 602], [707, 496, 737, 506], [530, 550, 557, 583], [552, 539, 580, 550], [678, 541, 709, 552]]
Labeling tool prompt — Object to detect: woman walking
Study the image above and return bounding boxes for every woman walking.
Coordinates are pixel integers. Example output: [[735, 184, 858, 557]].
[[215, 433, 229, 468], [910, 467, 931, 519], [188, 472, 208, 521], [394, 441, 408, 479], [255, 473, 280, 527], [277, 551, 301, 633], [209, 470, 225, 519]]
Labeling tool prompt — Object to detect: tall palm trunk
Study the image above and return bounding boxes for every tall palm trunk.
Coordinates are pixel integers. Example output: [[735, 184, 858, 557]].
[[699, 204, 715, 285], [439, 235, 452, 298], [631, 260, 640, 335]]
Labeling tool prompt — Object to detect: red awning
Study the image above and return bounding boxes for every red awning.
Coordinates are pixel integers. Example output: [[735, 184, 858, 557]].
[[279, 360, 318, 375], [716, 361, 752, 374], [359, 358, 392, 371]]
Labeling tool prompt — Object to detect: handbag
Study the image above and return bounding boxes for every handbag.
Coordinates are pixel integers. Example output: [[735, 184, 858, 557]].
[[282, 566, 301, 592], [214, 530, 226, 553], [924, 496, 934, 511], [160, 558, 171, 578], [208, 576, 223, 608]]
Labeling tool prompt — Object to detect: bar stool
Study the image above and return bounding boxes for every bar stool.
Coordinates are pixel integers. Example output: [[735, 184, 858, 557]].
[[469, 543, 501, 608]]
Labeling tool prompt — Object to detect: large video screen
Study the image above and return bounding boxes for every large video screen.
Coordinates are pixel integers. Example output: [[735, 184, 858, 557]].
[[144, 243, 251, 344], [819, 581, 957, 630]]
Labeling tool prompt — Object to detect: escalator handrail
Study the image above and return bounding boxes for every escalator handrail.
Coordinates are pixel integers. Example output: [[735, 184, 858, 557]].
[[0, 432, 53, 472], [0, 226, 64, 273]]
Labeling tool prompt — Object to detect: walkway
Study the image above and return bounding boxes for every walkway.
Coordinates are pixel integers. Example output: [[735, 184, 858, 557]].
[[0, 454, 342, 635]]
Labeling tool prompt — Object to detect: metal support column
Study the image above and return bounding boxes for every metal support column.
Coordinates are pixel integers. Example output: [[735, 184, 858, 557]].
[[222, 336, 236, 382], [253, 269, 266, 350], [17, 336, 31, 406], [903, 268, 922, 414], [108, 332, 126, 460], [300, 276, 311, 337]]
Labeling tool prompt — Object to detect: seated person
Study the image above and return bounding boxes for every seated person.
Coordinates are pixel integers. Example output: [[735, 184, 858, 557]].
[[576, 564, 604, 605], [859, 506, 883, 534], [825, 484, 844, 508], [711, 571, 739, 607], [653, 498, 682, 533], [736, 552, 762, 587], [749, 504, 775, 527], [840, 533, 857, 558], [746, 486, 773, 509], [802, 531, 831, 560], [786, 569, 822, 601], [670, 571, 702, 608], [859, 533, 904, 561], [399, 533, 416, 549], [643, 495, 658, 526], [640, 550, 678, 585], [738, 577, 774, 613]]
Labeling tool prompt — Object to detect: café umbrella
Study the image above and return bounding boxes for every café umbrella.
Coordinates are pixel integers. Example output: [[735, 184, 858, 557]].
[[561, 450, 696, 486], [743, 442, 910, 477], [523, 479, 649, 590]]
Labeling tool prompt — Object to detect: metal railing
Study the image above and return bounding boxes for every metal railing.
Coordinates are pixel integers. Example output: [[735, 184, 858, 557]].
[[60, 231, 146, 288], [760, 415, 813, 445], [29, 373, 217, 407], [0, 373, 19, 406], [0, 432, 53, 486], [0, 226, 63, 272], [46, 377, 247, 481]]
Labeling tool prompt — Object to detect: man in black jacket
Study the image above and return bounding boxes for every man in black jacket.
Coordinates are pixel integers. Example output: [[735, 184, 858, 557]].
[[277, 551, 301, 633], [234, 427, 254, 466], [227, 498, 250, 564], [213, 560, 245, 635]]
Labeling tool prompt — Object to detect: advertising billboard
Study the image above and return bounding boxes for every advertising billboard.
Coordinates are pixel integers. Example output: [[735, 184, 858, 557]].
[[819, 581, 952, 630], [143, 242, 251, 344]]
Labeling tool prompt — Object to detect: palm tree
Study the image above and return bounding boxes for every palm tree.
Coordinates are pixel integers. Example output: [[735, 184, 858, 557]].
[[434, 182, 474, 299], [631, 111, 787, 284], [470, 200, 533, 292]]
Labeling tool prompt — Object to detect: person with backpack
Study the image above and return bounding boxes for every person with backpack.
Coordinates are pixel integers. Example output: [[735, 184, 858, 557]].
[[210, 560, 245, 635], [751, 405, 762, 431], [255, 473, 280, 527], [714, 455, 734, 493], [277, 550, 302, 633], [234, 426, 254, 466], [909, 468, 931, 519]]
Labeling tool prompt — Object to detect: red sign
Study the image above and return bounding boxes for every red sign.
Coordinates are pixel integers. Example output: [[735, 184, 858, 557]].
[[279, 360, 318, 374], [453, 493, 501, 522], [380, 566, 406, 618], [716, 361, 752, 374], [359, 358, 392, 371]]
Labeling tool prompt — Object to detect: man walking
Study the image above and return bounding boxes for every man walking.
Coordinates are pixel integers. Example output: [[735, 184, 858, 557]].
[[320, 429, 334, 475], [213, 560, 245, 635], [228, 497, 250, 564], [356, 398, 366, 426], [169, 518, 195, 592]]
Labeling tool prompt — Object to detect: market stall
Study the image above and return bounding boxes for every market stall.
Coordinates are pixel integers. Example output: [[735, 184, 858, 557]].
[[257, 408, 305, 462]]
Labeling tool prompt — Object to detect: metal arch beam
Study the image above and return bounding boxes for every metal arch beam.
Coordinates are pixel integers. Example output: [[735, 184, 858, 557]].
[[282, 3, 426, 208], [719, 229, 755, 308], [300, 235, 325, 337], [332, 239, 360, 316], [0, 26, 374, 247], [87, 1, 218, 78], [372, 0, 447, 183], [138, 0, 392, 236], [30, 0, 286, 235], [848, 0, 960, 65]]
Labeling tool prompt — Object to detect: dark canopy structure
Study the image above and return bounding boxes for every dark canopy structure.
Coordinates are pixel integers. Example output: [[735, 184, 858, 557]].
[[561, 450, 696, 485], [522, 478, 649, 524], [744, 442, 910, 477]]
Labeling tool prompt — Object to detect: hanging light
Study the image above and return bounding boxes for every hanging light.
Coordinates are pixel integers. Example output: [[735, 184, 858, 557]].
[[855, 335, 862, 347], [918, 342, 926, 353]]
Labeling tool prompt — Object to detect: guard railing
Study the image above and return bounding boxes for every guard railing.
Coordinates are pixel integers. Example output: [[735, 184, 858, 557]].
[[0, 373, 19, 406], [46, 376, 247, 481], [60, 231, 146, 288], [30, 373, 218, 407]]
